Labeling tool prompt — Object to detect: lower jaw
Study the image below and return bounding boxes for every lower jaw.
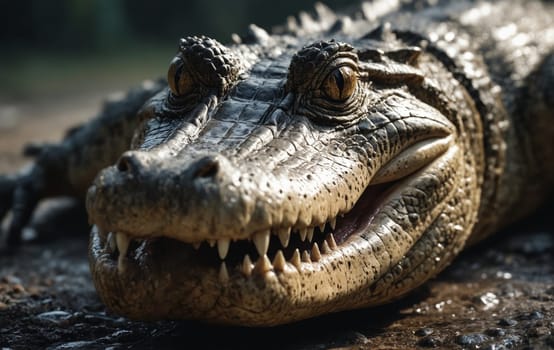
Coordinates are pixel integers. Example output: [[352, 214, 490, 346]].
[[88, 229, 383, 325], [89, 207, 431, 325]]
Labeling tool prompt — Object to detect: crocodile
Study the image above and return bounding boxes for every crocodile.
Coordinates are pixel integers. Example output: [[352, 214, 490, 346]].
[[1, 0, 553, 326]]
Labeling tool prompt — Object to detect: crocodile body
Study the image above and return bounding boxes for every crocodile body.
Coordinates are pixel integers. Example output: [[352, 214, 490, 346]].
[[1, 0, 553, 326]]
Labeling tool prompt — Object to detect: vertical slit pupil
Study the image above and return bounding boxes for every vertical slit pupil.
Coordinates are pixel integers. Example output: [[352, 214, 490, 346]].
[[333, 69, 345, 95], [174, 64, 184, 96]]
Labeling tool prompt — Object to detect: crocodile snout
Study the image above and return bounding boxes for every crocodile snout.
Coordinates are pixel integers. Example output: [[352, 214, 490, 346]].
[[86, 149, 251, 242]]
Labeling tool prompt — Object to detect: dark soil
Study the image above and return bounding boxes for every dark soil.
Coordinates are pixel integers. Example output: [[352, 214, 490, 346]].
[[0, 92, 553, 350]]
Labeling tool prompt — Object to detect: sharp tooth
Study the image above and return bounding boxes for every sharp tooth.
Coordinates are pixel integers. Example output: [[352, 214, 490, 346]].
[[253, 254, 272, 274], [116, 233, 130, 272], [307, 227, 314, 242], [290, 249, 301, 269], [330, 218, 336, 230], [327, 233, 337, 249], [273, 250, 286, 272], [253, 230, 270, 256], [106, 232, 116, 253], [208, 239, 216, 248], [319, 223, 325, 232], [277, 227, 291, 248], [219, 262, 229, 283], [116, 233, 130, 257], [217, 238, 230, 260], [242, 254, 253, 277], [301, 250, 311, 263], [311, 243, 321, 262], [192, 242, 201, 250], [299, 227, 308, 241], [321, 240, 331, 254]]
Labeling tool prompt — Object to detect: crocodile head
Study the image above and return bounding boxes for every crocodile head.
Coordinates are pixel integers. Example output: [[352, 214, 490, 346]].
[[87, 34, 483, 326]]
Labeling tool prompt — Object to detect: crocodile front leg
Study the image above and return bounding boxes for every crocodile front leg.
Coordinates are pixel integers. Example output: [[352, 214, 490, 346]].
[[0, 80, 165, 246]]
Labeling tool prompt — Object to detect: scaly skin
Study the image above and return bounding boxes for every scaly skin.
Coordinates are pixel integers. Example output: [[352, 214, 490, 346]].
[[1, 0, 553, 326]]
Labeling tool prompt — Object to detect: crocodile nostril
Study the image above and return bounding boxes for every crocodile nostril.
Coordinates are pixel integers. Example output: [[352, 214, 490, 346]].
[[117, 153, 141, 173], [193, 156, 220, 179]]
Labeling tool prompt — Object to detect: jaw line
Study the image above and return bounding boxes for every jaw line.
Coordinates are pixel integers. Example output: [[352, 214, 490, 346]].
[[89, 146, 440, 277]]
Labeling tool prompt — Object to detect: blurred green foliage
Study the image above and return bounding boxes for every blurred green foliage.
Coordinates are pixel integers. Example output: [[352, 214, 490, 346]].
[[0, 0, 361, 101], [1, 0, 359, 52]]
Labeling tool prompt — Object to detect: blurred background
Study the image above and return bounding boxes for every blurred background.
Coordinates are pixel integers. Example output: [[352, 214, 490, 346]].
[[0, 0, 358, 170]]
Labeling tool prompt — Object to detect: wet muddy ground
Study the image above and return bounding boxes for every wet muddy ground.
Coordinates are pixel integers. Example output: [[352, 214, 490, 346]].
[[0, 92, 553, 349]]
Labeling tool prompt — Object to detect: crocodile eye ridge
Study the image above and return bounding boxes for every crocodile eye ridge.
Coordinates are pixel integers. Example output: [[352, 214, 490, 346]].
[[166, 35, 241, 103], [321, 66, 357, 102], [286, 40, 369, 124]]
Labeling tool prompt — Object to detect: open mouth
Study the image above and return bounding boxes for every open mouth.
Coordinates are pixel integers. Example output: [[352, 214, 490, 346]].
[[98, 179, 396, 278], [94, 135, 453, 281]]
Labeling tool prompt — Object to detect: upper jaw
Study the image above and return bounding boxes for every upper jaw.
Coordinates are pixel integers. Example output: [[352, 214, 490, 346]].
[[87, 112, 455, 248]]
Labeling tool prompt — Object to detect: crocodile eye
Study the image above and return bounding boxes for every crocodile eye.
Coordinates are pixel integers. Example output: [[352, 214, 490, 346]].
[[321, 66, 357, 102], [167, 56, 194, 96]]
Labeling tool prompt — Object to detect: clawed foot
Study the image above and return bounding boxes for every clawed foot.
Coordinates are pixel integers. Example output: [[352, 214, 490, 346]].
[[0, 167, 44, 247]]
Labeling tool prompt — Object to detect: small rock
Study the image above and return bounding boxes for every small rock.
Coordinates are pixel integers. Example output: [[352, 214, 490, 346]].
[[110, 329, 134, 342], [36, 310, 72, 324], [528, 311, 544, 320], [476, 292, 499, 310], [52, 340, 97, 349], [500, 335, 522, 348], [498, 318, 518, 327], [455, 333, 489, 347], [83, 312, 125, 325], [485, 328, 506, 337], [417, 336, 441, 348], [415, 327, 434, 337]]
